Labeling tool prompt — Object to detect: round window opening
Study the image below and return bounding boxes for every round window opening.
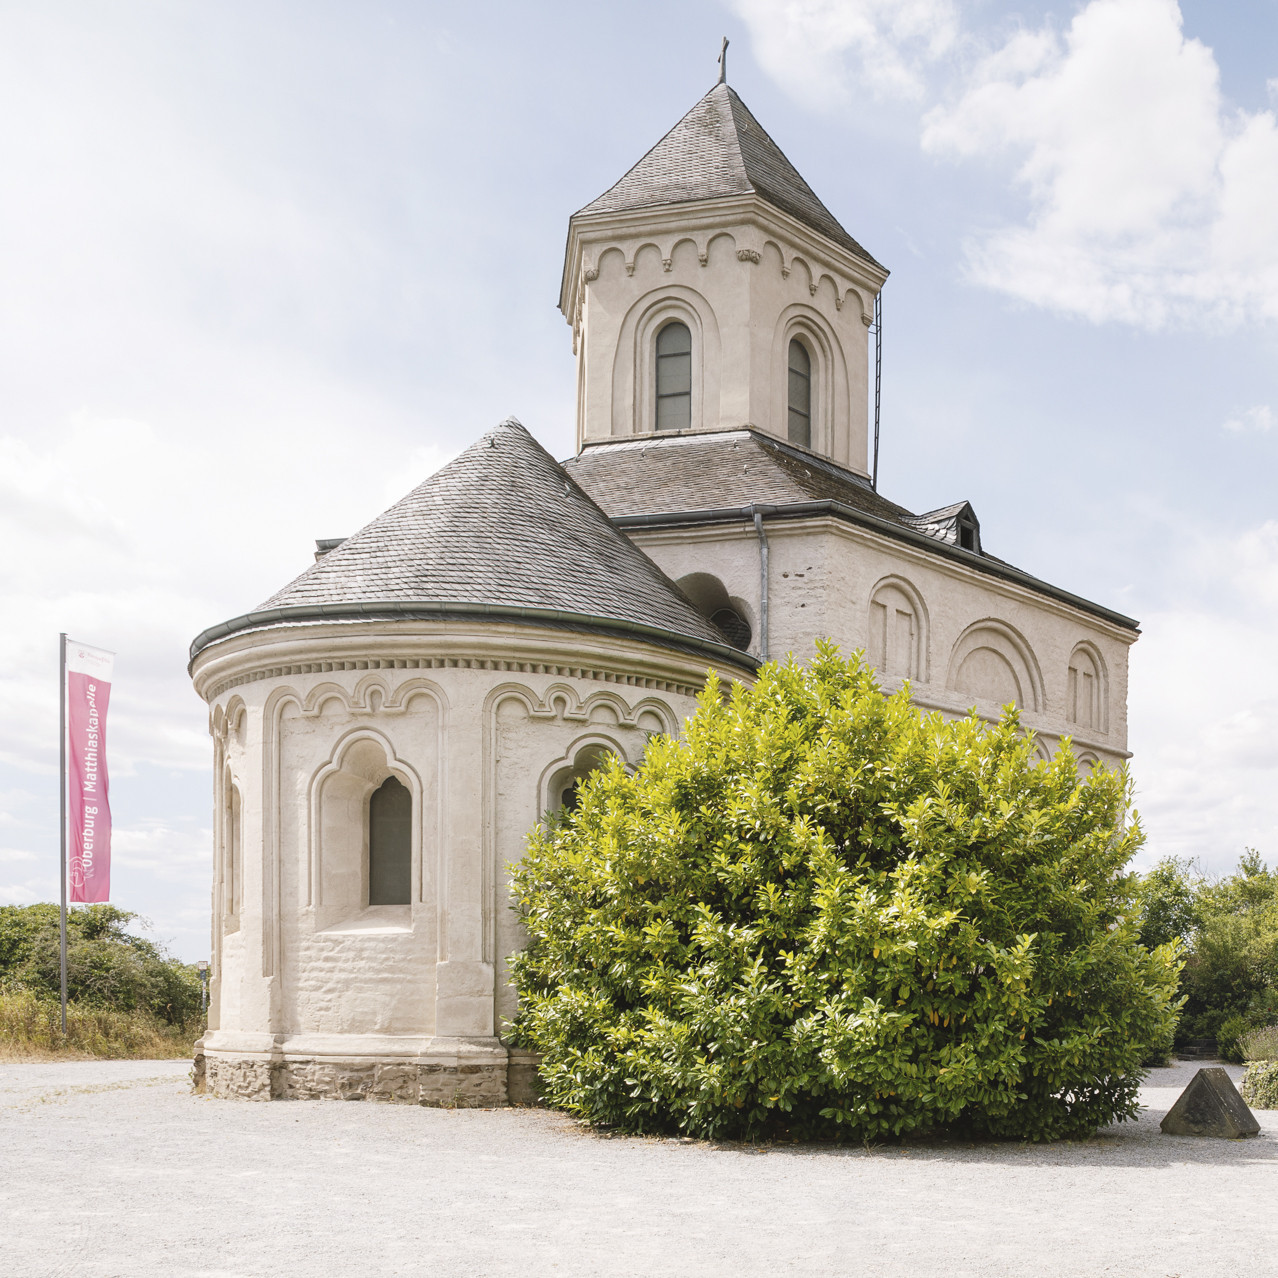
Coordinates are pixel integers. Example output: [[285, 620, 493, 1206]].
[[711, 607, 752, 651]]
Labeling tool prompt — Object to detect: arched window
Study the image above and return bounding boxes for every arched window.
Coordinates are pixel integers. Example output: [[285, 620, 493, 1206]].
[[224, 780, 242, 927], [787, 338, 812, 447], [655, 321, 692, 431], [675, 572, 753, 653], [548, 744, 617, 814], [368, 776, 411, 905]]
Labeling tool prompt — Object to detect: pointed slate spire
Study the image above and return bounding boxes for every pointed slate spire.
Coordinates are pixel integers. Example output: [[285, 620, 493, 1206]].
[[191, 419, 749, 663], [575, 83, 880, 268]]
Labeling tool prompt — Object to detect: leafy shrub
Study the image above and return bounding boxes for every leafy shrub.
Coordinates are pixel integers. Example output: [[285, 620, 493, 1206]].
[[0, 989, 198, 1060], [1134, 857, 1202, 952], [0, 903, 203, 1025], [1150, 852, 1278, 1054], [510, 645, 1182, 1142], [1240, 1023, 1278, 1062], [1217, 1013, 1254, 1065], [1240, 1061, 1278, 1110]]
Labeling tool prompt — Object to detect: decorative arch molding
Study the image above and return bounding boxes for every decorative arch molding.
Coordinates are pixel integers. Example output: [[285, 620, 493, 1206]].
[[481, 680, 678, 736], [211, 695, 248, 742], [866, 574, 930, 683], [1066, 641, 1110, 736], [760, 239, 872, 318], [260, 686, 305, 985], [537, 731, 633, 815], [1075, 750, 1101, 774], [306, 726, 426, 912], [946, 620, 1045, 713], [614, 285, 722, 436], [481, 680, 683, 967], [770, 303, 846, 457], [299, 674, 449, 718], [584, 231, 737, 283]]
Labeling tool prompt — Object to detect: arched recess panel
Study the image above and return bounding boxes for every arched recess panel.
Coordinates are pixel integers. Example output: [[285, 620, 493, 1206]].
[[769, 304, 847, 461], [486, 685, 679, 1042], [308, 731, 423, 918], [675, 572, 754, 653], [947, 621, 1044, 712], [867, 576, 929, 682], [1066, 642, 1109, 735], [224, 776, 243, 930], [540, 737, 626, 814], [613, 286, 722, 437]]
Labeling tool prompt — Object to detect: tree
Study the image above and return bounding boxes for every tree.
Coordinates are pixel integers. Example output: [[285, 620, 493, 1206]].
[[510, 644, 1182, 1142], [1133, 857, 1202, 952], [0, 903, 202, 1024], [1166, 850, 1278, 1058]]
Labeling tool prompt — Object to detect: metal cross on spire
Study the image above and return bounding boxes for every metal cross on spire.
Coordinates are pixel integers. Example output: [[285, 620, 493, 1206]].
[[717, 36, 729, 84]]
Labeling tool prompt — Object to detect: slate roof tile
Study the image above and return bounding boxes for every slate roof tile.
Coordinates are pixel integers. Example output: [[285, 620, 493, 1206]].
[[205, 418, 744, 659], [563, 429, 1138, 632], [576, 83, 881, 269], [562, 429, 912, 523]]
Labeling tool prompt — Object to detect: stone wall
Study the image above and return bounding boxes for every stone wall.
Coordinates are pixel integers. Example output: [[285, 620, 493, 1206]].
[[200, 1054, 510, 1106]]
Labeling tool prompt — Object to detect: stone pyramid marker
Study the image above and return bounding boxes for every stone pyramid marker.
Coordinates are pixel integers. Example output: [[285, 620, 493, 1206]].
[[1160, 1067, 1261, 1138]]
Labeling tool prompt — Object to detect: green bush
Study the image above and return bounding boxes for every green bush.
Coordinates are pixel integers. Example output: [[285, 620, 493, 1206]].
[[0, 903, 203, 1025], [1149, 851, 1278, 1054], [1240, 1023, 1278, 1062], [1240, 1061, 1278, 1110], [1217, 1013, 1254, 1065], [0, 989, 199, 1060], [1134, 857, 1202, 952], [510, 645, 1182, 1142]]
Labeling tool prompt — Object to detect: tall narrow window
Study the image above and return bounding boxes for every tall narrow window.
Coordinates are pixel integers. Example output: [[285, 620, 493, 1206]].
[[368, 776, 411, 906], [225, 782, 242, 925], [787, 339, 812, 447], [655, 321, 692, 431]]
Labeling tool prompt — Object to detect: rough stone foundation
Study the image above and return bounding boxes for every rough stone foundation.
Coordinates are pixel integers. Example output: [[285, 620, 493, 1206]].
[[200, 1055, 513, 1106]]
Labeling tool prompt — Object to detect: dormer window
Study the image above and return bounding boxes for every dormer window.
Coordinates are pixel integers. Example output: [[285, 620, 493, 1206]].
[[655, 321, 692, 431], [787, 339, 812, 448], [957, 515, 979, 553]]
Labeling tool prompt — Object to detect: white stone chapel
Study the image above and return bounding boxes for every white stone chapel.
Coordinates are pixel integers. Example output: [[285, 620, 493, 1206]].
[[190, 78, 1139, 1102]]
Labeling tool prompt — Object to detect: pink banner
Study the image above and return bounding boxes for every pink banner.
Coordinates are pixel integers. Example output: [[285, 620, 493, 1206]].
[[67, 641, 114, 903]]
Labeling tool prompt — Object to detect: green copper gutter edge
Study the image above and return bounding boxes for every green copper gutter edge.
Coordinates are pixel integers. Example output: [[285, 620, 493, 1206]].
[[188, 600, 761, 674], [613, 502, 1141, 634]]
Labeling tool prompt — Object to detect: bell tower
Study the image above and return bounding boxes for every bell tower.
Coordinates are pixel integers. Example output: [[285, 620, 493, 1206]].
[[559, 78, 888, 476]]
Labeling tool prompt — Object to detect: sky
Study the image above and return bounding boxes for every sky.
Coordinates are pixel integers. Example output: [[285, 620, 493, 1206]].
[[1, 0, 1276, 961]]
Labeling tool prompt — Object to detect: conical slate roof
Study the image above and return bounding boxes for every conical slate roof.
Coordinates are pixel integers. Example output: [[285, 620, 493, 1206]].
[[190, 419, 751, 664], [576, 83, 880, 268]]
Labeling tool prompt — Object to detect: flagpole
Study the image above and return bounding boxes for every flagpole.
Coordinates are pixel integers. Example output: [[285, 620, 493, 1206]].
[[59, 632, 68, 1036]]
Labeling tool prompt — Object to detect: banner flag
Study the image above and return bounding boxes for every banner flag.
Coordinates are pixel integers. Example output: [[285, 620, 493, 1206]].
[[66, 640, 114, 903]]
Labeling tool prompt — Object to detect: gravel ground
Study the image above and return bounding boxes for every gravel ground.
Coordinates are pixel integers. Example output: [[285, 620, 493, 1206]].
[[0, 1058, 1273, 1278]]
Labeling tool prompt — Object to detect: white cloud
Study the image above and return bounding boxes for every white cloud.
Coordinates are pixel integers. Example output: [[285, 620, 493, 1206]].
[[1128, 518, 1278, 874], [1223, 405, 1274, 433], [728, 0, 959, 105], [738, 0, 1278, 329], [921, 0, 1278, 327]]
